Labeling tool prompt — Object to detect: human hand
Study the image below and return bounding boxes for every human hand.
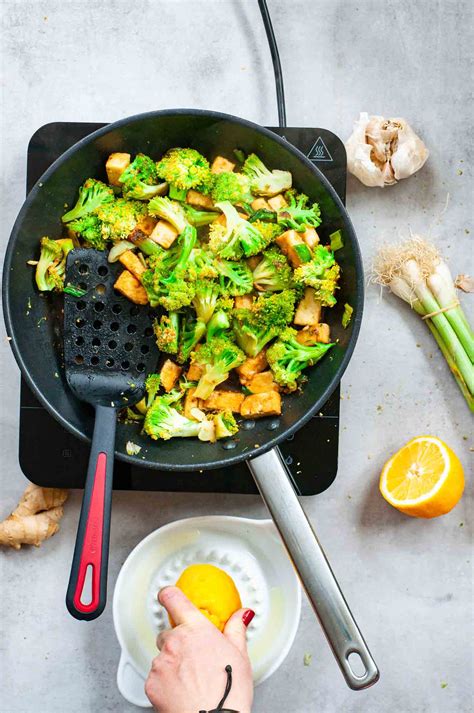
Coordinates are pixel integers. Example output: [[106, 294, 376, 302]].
[[145, 586, 254, 713]]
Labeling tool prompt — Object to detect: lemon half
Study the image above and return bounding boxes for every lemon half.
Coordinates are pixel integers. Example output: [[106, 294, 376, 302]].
[[380, 436, 464, 518], [172, 563, 242, 631]]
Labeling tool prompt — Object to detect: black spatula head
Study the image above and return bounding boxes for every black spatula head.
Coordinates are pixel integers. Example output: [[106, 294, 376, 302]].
[[64, 248, 157, 408]]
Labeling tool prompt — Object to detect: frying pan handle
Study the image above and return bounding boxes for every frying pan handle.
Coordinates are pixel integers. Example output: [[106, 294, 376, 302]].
[[66, 405, 116, 621], [247, 447, 379, 690]]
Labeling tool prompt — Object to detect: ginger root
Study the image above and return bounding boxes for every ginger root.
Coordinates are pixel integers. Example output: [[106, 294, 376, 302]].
[[0, 484, 68, 549]]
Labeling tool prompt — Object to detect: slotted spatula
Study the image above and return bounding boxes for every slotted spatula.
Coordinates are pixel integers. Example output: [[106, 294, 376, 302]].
[[63, 248, 157, 620]]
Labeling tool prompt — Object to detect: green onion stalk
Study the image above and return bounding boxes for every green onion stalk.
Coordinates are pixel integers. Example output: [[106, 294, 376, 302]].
[[373, 237, 474, 411]]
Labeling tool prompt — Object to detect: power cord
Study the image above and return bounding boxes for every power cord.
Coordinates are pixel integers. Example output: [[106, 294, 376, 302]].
[[257, 0, 287, 127]]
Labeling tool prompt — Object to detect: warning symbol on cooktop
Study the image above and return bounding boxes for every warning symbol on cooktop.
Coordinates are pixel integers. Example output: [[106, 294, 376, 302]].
[[307, 137, 333, 163]]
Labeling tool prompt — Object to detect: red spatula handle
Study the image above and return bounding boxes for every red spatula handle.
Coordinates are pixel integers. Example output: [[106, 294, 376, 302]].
[[66, 405, 117, 621]]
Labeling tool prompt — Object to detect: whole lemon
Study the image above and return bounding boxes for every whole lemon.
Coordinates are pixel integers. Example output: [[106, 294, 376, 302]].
[[172, 563, 242, 631]]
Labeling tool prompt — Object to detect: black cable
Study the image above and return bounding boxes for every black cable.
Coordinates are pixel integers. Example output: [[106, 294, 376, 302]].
[[257, 0, 287, 127], [216, 665, 233, 709]]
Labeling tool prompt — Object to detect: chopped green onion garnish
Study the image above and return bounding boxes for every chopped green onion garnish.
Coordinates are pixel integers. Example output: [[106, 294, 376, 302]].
[[330, 230, 344, 251], [64, 284, 87, 297], [233, 148, 246, 164], [342, 303, 353, 328], [294, 243, 312, 263], [248, 209, 277, 223]]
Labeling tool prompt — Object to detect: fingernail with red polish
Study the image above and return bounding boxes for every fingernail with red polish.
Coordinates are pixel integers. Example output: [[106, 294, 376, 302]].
[[242, 609, 255, 627]]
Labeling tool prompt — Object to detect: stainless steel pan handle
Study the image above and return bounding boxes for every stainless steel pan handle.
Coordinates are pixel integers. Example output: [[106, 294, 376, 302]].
[[247, 447, 379, 690]]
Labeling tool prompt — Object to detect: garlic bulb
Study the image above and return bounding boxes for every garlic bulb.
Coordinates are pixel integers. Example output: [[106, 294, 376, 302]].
[[346, 113, 429, 187]]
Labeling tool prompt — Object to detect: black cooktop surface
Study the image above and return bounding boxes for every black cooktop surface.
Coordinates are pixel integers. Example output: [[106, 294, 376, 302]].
[[19, 123, 346, 495]]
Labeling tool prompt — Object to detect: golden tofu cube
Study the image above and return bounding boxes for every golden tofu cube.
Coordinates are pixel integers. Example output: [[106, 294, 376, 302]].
[[184, 388, 201, 419], [211, 156, 236, 174], [275, 230, 312, 268], [118, 250, 145, 280], [236, 350, 268, 383], [136, 215, 158, 236], [150, 220, 178, 249], [315, 323, 331, 343], [251, 198, 271, 211], [201, 390, 244, 413], [240, 391, 282, 418], [267, 194, 288, 211], [186, 362, 204, 381], [114, 270, 148, 305], [301, 227, 320, 250], [246, 371, 278, 393], [106, 152, 131, 186], [296, 323, 331, 345], [160, 359, 182, 393], [294, 288, 322, 326], [234, 294, 254, 310], [186, 190, 214, 210]]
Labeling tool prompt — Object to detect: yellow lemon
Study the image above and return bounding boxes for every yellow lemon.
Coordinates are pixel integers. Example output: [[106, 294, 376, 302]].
[[172, 563, 242, 631], [380, 436, 464, 518]]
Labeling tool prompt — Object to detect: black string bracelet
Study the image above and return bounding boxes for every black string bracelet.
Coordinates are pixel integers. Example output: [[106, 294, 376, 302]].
[[199, 665, 239, 713]]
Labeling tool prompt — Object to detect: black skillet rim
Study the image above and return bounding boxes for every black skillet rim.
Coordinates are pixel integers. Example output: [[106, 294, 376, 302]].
[[3, 108, 363, 471]]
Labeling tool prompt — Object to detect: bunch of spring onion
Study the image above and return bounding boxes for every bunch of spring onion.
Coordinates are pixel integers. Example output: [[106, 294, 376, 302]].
[[373, 236, 474, 411]]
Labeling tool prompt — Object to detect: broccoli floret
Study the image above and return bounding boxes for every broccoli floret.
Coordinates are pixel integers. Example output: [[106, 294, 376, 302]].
[[148, 196, 188, 234], [210, 172, 252, 204], [192, 280, 221, 324], [144, 373, 161, 408], [156, 148, 211, 191], [95, 198, 148, 242], [215, 259, 253, 296], [208, 207, 242, 260], [153, 313, 180, 354], [162, 277, 195, 313], [142, 225, 197, 310], [177, 313, 206, 364], [252, 247, 293, 292], [183, 205, 220, 227], [141, 270, 161, 307], [293, 245, 340, 306], [68, 215, 107, 250], [267, 327, 333, 391], [35, 237, 63, 291], [252, 219, 284, 244], [35, 237, 74, 291], [144, 395, 203, 440], [206, 310, 231, 341], [194, 170, 215, 196], [62, 178, 114, 223], [146, 241, 181, 278], [192, 337, 245, 399], [187, 248, 219, 280], [209, 201, 268, 259], [242, 153, 292, 197], [119, 153, 168, 200], [214, 411, 239, 439], [215, 294, 235, 312], [232, 290, 296, 357], [277, 191, 322, 232]]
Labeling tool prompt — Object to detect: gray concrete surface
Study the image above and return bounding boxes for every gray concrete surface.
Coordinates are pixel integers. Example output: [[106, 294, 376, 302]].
[[0, 1, 472, 712]]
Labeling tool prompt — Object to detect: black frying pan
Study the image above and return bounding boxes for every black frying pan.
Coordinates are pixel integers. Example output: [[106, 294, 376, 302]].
[[3, 109, 378, 689]]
